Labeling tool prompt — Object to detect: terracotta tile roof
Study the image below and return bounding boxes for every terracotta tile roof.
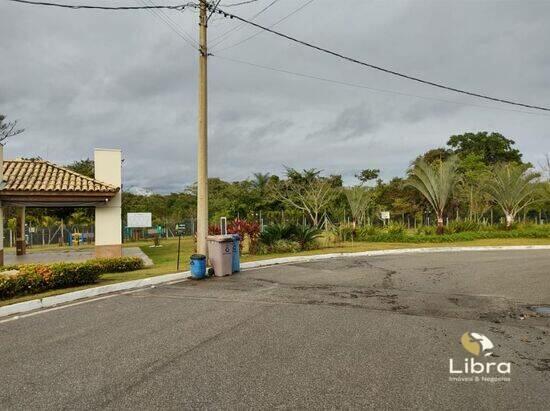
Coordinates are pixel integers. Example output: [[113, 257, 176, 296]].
[[2, 160, 118, 193]]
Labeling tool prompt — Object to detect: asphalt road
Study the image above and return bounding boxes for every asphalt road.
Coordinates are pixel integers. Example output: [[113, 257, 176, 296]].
[[1, 250, 549, 409]]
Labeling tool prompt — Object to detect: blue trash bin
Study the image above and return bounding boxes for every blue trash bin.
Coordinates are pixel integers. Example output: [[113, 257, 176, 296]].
[[190, 254, 207, 279], [231, 234, 241, 273]]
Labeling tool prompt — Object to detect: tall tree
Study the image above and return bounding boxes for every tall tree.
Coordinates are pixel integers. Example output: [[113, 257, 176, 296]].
[[66, 159, 95, 178], [0, 114, 24, 144], [447, 132, 522, 165], [273, 169, 336, 227], [406, 156, 460, 234], [251, 172, 270, 190], [413, 148, 453, 165], [484, 164, 539, 227], [355, 168, 380, 185], [344, 186, 373, 227]]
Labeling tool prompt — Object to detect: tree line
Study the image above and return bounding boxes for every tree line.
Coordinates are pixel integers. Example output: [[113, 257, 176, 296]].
[[11, 131, 550, 236]]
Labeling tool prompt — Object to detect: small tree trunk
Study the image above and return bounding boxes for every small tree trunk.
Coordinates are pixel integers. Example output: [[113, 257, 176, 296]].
[[505, 213, 514, 228], [436, 215, 444, 235]]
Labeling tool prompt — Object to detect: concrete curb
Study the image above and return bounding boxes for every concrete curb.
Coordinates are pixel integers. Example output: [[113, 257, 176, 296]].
[[0, 271, 193, 318], [1, 245, 548, 318]]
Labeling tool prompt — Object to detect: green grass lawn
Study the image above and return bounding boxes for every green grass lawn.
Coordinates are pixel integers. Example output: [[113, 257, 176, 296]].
[[3, 236, 550, 307]]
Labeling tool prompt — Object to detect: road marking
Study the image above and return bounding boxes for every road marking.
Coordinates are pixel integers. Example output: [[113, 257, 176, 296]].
[[0, 288, 146, 324]]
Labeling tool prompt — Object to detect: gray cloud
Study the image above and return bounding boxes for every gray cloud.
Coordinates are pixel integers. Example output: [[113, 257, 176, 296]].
[[1, 0, 549, 192]]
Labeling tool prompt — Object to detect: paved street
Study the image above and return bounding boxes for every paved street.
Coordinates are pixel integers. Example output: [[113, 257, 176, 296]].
[[1, 249, 549, 409]]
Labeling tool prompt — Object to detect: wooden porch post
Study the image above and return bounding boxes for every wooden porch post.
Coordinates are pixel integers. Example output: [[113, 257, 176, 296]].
[[16, 206, 26, 256]]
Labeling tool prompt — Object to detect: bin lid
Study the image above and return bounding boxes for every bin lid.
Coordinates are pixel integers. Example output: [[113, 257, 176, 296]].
[[206, 235, 234, 243], [190, 254, 206, 260]]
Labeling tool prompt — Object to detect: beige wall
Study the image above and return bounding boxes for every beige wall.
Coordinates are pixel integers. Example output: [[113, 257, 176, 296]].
[[0, 144, 3, 264], [94, 149, 122, 253]]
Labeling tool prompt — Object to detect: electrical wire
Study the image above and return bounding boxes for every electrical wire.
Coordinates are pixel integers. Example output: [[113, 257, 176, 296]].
[[215, 0, 315, 52], [210, 6, 550, 112], [208, 0, 280, 47], [138, 0, 198, 49], [6, 0, 192, 10], [221, 0, 260, 7], [8, 0, 550, 112], [213, 54, 550, 117]]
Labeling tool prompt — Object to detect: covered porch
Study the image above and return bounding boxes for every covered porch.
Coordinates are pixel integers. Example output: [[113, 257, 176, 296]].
[[0, 147, 123, 265]]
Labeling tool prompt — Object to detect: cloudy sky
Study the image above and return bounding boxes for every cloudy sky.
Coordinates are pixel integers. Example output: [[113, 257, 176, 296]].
[[1, 0, 549, 193]]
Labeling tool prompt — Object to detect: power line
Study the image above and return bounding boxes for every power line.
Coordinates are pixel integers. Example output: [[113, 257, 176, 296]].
[[213, 54, 550, 117], [138, 0, 198, 49], [209, 0, 280, 47], [221, 0, 260, 6], [6, 0, 192, 10], [210, 6, 550, 112], [215, 0, 316, 52], [9, 0, 550, 112]]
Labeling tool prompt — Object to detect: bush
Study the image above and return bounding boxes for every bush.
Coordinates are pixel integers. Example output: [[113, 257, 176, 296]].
[[272, 240, 301, 254], [260, 223, 295, 246], [0, 257, 144, 300], [292, 225, 322, 250], [447, 220, 481, 234], [385, 222, 406, 236], [356, 225, 379, 240], [260, 223, 321, 251], [416, 225, 437, 236], [361, 227, 550, 244], [333, 223, 357, 241]]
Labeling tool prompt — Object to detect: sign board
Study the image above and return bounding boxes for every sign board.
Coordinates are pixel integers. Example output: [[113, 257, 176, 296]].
[[127, 212, 152, 228], [380, 211, 390, 220], [175, 223, 186, 235]]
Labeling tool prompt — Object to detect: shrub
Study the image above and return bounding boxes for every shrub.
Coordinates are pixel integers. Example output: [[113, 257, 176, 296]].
[[333, 223, 356, 241], [356, 225, 379, 240], [416, 225, 437, 236], [228, 219, 261, 253], [272, 240, 301, 254], [361, 227, 550, 244], [292, 225, 322, 250], [447, 220, 481, 234], [385, 222, 406, 236], [260, 223, 321, 251], [0, 257, 144, 300], [260, 223, 294, 246]]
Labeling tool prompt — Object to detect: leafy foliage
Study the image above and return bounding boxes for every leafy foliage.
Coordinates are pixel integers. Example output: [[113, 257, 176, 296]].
[[484, 164, 539, 227], [259, 223, 321, 252], [0, 257, 144, 299], [355, 168, 380, 184], [65, 158, 95, 178], [447, 132, 523, 164], [406, 156, 460, 233]]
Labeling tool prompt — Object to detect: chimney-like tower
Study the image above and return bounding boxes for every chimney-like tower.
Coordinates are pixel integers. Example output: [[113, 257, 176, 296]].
[[0, 144, 4, 265], [94, 148, 122, 258]]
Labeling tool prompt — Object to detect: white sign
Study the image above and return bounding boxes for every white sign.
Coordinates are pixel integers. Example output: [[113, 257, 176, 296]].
[[127, 212, 152, 228], [380, 211, 390, 220]]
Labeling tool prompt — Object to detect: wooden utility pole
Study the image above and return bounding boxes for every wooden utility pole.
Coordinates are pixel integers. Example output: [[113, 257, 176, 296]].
[[196, 0, 208, 255]]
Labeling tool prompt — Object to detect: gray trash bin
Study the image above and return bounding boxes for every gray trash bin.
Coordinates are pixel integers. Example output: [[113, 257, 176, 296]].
[[207, 235, 234, 277]]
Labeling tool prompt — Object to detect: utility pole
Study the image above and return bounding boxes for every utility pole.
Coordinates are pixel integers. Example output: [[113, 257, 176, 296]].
[[196, 0, 208, 255]]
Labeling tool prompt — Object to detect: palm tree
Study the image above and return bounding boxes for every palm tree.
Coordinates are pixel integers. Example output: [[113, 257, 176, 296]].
[[68, 211, 91, 245], [252, 172, 270, 190], [344, 186, 373, 227], [41, 216, 58, 244], [406, 156, 460, 234], [484, 164, 539, 227]]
